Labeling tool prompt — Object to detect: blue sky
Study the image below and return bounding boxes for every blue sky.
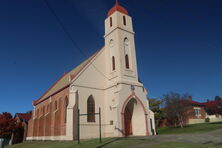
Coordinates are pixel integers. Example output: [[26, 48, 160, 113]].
[[0, 0, 221, 114]]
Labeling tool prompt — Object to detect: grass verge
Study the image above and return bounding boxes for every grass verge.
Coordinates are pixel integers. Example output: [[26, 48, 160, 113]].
[[146, 142, 222, 148], [157, 122, 222, 134]]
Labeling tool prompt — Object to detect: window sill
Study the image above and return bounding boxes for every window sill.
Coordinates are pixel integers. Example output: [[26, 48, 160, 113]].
[[125, 68, 133, 72], [53, 109, 58, 114], [45, 112, 50, 116]]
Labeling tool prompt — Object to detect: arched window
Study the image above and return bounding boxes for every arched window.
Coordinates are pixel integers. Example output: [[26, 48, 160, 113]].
[[110, 17, 112, 27], [112, 56, 115, 71], [125, 54, 129, 69], [64, 97, 69, 123], [124, 38, 130, 69], [123, 16, 126, 26], [87, 95, 95, 122]]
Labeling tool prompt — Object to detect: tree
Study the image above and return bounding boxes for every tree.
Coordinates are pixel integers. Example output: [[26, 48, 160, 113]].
[[162, 92, 191, 128], [214, 96, 222, 101], [0, 112, 15, 139], [149, 98, 164, 127]]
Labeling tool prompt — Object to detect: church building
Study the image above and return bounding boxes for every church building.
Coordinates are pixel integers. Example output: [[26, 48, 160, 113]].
[[27, 1, 155, 141]]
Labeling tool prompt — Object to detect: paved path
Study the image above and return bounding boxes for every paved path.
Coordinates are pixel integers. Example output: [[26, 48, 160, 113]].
[[128, 129, 222, 148]]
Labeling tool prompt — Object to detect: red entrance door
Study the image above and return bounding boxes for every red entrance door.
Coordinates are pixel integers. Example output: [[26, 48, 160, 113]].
[[124, 107, 132, 136]]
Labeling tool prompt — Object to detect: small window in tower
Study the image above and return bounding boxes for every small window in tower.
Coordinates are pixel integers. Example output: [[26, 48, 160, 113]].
[[110, 17, 112, 27], [112, 56, 115, 71], [125, 54, 129, 69], [123, 16, 126, 26]]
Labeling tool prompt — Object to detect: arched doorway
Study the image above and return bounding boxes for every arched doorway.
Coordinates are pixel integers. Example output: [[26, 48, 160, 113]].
[[122, 96, 149, 136], [124, 99, 134, 136]]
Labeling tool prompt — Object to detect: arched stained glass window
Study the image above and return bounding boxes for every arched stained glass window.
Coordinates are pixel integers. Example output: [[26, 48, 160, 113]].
[[87, 95, 95, 122]]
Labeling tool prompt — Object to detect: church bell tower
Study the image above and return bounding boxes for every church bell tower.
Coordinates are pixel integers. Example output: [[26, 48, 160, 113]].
[[104, 1, 139, 83]]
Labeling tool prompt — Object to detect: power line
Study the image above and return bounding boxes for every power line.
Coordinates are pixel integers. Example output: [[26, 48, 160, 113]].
[[43, 0, 116, 84]]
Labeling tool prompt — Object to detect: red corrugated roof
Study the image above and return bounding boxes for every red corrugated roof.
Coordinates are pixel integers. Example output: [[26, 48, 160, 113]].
[[202, 100, 222, 108], [189, 99, 222, 108], [190, 100, 205, 106]]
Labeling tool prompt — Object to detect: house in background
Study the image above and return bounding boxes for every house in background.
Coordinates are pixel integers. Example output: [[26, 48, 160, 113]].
[[187, 99, 206, 124], [187, 97, 222, 124], [203, 99, 222, 122], [10, 113, 32, 144]]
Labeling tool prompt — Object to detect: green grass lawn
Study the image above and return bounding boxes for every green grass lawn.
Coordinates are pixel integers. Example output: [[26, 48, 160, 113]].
[[5, 138, 149, 148], [5, 122, 222, 148], [6, 139, 222, 148], [157, 122, 222, 134]]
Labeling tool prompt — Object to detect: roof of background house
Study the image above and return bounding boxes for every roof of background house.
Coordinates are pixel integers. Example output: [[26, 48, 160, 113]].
[[190, 100, 205, 107], [202, 100, 222, 108], [15, 113, 32, 122], [33, 48, 103, 106], [189, 99, 222, 108]]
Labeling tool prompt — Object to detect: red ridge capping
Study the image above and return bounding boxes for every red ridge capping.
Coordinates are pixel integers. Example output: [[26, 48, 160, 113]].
[[33, 72, 67, 106], [107, 0, 128, 17]]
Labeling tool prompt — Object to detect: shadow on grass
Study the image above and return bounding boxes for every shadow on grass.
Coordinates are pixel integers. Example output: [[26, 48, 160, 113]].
[[210, 122, 222, 124], [96, 138, 121, 148], [96, 137, 148, 148]]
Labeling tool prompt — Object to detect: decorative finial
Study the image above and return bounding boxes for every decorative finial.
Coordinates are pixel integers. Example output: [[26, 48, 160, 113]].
[[115, 0, 119, 6]]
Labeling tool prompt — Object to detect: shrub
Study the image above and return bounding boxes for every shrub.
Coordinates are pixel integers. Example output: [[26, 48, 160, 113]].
[[205, 118, 210, 123]]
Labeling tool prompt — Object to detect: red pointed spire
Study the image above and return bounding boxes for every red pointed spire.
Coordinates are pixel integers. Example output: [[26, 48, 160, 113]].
[[107, 0, 128, 17]]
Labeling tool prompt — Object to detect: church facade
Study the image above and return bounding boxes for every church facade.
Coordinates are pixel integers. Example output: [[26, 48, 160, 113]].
[[27, 1, 155, 141]]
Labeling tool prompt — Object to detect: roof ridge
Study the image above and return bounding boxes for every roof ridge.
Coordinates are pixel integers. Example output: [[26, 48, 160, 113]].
[[33, 47, 104, 106], [33, 72, 67, 105]]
